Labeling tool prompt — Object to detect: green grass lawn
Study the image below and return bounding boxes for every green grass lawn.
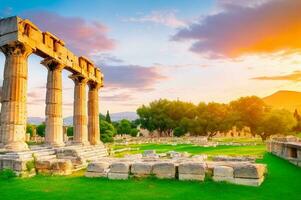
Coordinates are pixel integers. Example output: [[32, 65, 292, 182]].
[[1, 154, 301, 200], [112, 143, 266, 158]]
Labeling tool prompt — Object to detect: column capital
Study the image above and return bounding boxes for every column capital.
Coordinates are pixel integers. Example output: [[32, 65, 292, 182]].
[[69, 74, 89, 85], [88, 81, 102, 90], [41, 57, 65, 71], [0, 41, 33, 58]]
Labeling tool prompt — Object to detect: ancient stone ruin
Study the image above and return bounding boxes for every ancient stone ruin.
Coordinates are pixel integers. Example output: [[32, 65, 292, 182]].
[[267, 136, 301, 167], [0, 16, 107, 176], [85, 150, 267, 187]]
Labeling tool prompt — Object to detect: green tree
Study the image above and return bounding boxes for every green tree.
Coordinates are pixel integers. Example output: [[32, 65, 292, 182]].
[[130, 128, 139, 137], [258, 109, 296, 140], [117, 119, 132, 135], [105, 110, 111, 123], [230, 96, 268, 134], [67, 126, 73, 136], [174, 126, 186, 137], [36, 123, 46, 137], [26, 124, 35, 136], [99, 119, 116, 143]]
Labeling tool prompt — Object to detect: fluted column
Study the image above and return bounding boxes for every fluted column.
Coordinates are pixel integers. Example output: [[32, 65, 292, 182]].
[[0, 42, 33, 151], [42, 58, 65, 147], [70, 74, 89, 145], [88, 82, 102, 145]]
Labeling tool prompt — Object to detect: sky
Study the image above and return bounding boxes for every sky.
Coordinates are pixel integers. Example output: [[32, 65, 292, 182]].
[[1, 0, 301, 118]]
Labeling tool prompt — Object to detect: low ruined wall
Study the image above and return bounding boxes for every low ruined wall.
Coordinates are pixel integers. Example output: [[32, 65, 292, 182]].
[[267, 136, 301, 167], [85, 156, 267, 187]]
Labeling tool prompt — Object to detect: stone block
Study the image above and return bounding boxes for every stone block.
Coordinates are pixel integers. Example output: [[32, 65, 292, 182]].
[[35, 160, 54, 170], [51, 159, 73, 175], [110, 162, 130, 173], [131, 162, 153, 177], [153, 162, 175, 179], [178, 163, 205, 175], [85, 171, 108, 178], [234, 164, 266, 179], [179, 174, 205, 181], [87, 162, 110, 173], [2, 159, 14, 169], [213, 166, 233, 177], [13, 160, 28, 171], [213, 176, 235, 183], [108, 172, 128, 180], [234, 177, 264, 186]]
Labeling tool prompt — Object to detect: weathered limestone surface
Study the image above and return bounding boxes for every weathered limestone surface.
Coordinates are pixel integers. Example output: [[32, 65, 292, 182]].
[[87, 161, 110, 172], [88, 83, 102, 145], [213, 165, 234, 182], [233, 164, 266, 179], [110, 162, 130, 173], [152, 162, 175, 179], [0, 42, 32, 151], [178, 162, 205, 181], [267, 136, 301, 167], [42, 58, 65, 147], [35, 158, 72, 175], [131, 162, 153, 177], [70, 75, 89, 145]]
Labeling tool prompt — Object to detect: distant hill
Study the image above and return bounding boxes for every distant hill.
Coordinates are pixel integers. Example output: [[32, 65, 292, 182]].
[[110, 112, 138, 122], [263, 90, 301, 112], [27, 117, 44, 125], [63, 112, 138, 126]]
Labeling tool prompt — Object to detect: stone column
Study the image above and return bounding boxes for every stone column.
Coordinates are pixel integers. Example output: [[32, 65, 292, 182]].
[[69, 74, 89, 145], [0, 42, 33, 151], [88, 82, 102, 145], [41, 58, 65, 147]]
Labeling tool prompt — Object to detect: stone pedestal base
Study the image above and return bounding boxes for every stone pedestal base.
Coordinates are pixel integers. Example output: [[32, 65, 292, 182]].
[[5, 141, 29, 152], [73, 141, 91, 146]]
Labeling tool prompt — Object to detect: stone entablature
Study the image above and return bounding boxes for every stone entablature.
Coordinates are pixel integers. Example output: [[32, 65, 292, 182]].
[[267, 136, 301, 167]]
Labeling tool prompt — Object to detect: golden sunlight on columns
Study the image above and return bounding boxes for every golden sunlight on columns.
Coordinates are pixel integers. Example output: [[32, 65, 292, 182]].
[[70, 74, 89, 145], [42, 58, 65, 147], [0, 42, 33, 151], [87, 82, 102, 145]]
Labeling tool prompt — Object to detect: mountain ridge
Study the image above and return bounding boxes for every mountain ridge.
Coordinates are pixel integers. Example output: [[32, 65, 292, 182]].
[[262, 90, 301, 112]]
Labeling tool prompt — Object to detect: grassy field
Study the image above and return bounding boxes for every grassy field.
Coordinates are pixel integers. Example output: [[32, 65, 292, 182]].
[[1, 153, 301, 200], [112, 143, 266, 158]]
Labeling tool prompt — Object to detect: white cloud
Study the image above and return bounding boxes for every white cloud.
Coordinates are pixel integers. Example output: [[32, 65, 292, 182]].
[[125, 10, 186, 28]]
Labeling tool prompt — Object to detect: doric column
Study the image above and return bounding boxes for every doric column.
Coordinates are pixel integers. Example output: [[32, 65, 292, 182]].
[[41, 58, 65, 147], [0, 42, 33, 151], [88, 82, 102, 145], [69, 74, 89, 145]]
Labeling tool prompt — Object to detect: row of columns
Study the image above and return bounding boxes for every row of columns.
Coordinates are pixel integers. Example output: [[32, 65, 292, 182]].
[[0, 42, 102, 151]]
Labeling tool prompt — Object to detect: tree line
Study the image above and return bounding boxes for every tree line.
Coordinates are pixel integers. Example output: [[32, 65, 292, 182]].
[[26, 110, 139, 143], [137, 96, 298, 140]]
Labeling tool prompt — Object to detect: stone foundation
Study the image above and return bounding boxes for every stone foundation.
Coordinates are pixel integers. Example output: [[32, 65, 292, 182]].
[[85, 155, 267, 187], [267, 136, 301, 167]]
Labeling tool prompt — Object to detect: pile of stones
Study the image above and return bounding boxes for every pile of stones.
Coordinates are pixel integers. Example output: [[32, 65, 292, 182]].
[[85, 150, 267, 187]]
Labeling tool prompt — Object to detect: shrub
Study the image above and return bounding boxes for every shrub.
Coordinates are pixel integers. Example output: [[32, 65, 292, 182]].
[[130, 128, 139, 137], [101, 130, 114, 143], [67, 126, 74, 136], [26, 160, 35, 172], [36, 123, 46, 137], [174, 127, 186, 137], [0, 168, 17, 179]]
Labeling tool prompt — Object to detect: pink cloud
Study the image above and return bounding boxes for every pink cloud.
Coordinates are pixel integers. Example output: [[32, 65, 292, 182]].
[[101, 64, 166, 90], [172, 0, 301, 58], [23, 11, 115, 56]]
